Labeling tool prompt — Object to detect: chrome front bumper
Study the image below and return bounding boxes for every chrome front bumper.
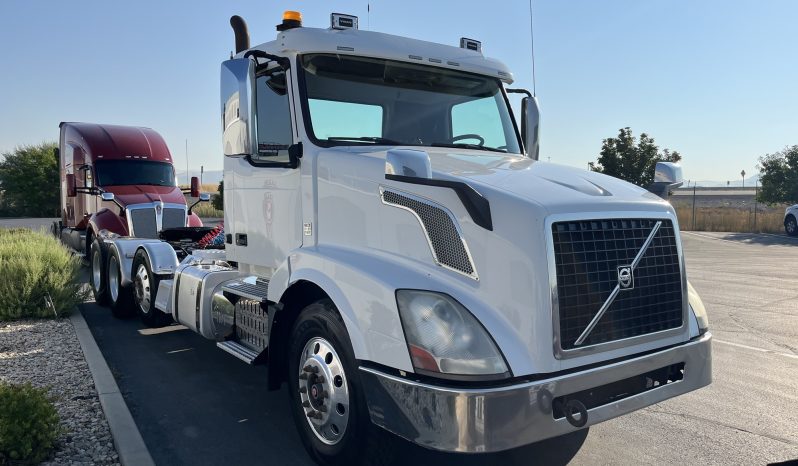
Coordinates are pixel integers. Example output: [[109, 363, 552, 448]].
[[359, 332, 712, 453]]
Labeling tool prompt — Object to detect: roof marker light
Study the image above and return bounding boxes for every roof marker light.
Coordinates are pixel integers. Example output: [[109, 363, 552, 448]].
[[331, 13, 358, 30], [460, 37, 482, 53], [277, 11, 302, 31]]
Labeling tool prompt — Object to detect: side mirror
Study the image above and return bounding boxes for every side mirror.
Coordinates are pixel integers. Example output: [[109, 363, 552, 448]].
[[221, 58, 256, 157], [199, 193, 211, 202], [521, 96, 541, 160], [66, 173, 76, 198], [385, 149, 432, 179], [190, 176, 200, 198], [100, 192, 115, 202], [648, 162, 684, 199]]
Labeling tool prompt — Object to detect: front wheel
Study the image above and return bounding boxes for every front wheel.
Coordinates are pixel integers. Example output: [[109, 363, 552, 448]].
[[785, 215, 798, 237], [288, 301, 391, 466], [132, 250, 171, 327]]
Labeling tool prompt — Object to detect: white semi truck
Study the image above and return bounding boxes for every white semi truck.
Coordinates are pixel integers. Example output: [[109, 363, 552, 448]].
[[96, 11, 711, 464]]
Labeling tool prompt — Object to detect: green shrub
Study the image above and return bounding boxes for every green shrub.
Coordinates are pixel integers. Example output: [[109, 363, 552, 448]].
[[211, 180, 224, 211], [0, 229, 86, 320], [0, 382, 60, 465]]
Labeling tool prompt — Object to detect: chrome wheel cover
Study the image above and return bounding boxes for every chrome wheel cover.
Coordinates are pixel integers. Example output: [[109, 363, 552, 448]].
[[787, 219, 796, 234], [108, 254, 120, 303], [298, 337, 350, 445], [134, 264, 151, 314], [91, 245, 102, 292]]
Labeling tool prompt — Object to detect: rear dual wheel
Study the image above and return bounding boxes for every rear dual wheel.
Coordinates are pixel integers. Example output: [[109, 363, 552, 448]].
[[89, 237, 109, 305], [132, 250, 171, 328], [107, 248, 135, 318]]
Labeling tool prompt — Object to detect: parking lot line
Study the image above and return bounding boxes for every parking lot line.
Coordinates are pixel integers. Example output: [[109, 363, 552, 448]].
[[714, 338, 798, 360]]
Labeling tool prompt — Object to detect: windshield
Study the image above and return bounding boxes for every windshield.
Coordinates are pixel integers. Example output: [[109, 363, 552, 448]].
[[300, 54, 521, 154], [94, 160, 176, 187]]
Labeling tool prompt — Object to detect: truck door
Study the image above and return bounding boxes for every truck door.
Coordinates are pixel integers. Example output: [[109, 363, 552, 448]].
[[224, 65, 302, 274]]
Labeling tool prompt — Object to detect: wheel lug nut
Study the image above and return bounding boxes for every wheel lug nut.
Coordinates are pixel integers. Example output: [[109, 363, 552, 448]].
[[299, 387, 307, 394], [302, 400, 310, 407], [316, 376, 325, 383], [303, 365, 313, 372], [299, 373, 308, 380]]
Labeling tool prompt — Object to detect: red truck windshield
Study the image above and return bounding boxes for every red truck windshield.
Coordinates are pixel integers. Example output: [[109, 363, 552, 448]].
[[94, 160, 176, 187]]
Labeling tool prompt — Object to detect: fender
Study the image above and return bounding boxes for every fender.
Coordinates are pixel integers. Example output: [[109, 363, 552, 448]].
[[90, 208, 129, 237], [104, 238, 163, 287], [138, 242, 180, 276], [276, 245, 532, 375], [188, 212, 204, 227]]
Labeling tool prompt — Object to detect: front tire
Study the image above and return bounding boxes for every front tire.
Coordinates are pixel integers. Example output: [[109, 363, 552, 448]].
[[785, 215, 798, 237], [89, 237, 109, 305], [107, 248, 135, 318], [288, 301, 389, 466], [132, 250, 171, 327]]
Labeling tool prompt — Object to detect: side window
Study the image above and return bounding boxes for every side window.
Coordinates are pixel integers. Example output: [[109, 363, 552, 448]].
[[308, 100, 382, 140], [451, 96, 508, 150], [255, 71, 293, 163]]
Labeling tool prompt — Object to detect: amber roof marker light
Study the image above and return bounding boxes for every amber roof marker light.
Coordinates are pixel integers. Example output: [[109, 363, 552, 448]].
[[277, 10, 303, 31]]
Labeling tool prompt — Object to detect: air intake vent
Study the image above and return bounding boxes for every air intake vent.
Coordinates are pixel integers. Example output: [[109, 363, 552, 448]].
[[381, 188, 477, 279]]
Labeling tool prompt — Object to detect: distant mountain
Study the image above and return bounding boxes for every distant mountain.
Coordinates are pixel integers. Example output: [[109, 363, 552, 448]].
[[685, 174, 760, 188]]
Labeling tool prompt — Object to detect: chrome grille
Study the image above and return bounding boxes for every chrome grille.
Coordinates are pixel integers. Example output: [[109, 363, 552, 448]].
[[552, 218, 682, 350], [381, 189, 476, 278], [162, 207, 186, 229], [129, 208, 158, 238]]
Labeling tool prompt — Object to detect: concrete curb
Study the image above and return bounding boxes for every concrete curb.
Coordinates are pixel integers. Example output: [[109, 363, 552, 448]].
[[70, 309, 155, 466]]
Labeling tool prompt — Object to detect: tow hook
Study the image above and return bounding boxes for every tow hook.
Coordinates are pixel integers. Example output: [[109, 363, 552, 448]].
[[555, 398, 588, 428]]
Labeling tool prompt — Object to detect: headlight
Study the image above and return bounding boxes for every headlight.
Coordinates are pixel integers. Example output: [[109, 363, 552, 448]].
[[396, 290, 509, 379], [687, 281, 709, 331]]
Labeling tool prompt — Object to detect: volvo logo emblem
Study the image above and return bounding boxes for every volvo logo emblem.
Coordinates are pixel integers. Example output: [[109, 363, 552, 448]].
[[617, 266, 634, 290]]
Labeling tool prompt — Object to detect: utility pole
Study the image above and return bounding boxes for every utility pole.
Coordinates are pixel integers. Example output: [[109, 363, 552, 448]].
[[754, 178, 759, 231], [741, 169, 746, 188], [691, 181, 697, 230], [185, 139, 189, 186]]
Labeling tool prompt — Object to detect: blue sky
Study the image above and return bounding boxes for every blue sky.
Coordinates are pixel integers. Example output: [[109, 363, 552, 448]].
[[1, 0, 796, 184]]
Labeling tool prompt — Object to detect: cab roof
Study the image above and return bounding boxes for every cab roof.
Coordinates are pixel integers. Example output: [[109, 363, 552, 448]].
[[59, 122, 173, 163], [244, 26, 514, 84]]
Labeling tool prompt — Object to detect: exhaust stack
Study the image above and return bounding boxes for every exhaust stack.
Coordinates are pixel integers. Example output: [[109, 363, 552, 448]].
[[230, 15, 250, 54]]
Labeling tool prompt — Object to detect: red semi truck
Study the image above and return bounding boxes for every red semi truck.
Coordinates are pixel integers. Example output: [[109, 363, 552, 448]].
[[54, 122, 210, 311]]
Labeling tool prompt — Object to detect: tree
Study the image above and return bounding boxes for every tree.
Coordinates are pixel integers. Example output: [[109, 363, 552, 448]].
[[757, 145, 798, 204], [211, 180, 224, 211], [0, 143, 59, 217], [589, 128, 682, 187]]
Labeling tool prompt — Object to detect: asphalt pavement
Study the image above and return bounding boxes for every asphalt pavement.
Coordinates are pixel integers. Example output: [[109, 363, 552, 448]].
[[4, 218, 797, 464]]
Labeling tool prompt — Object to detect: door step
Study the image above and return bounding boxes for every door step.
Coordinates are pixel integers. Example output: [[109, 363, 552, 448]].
[[222, 278, 270, 302], [217, 341, 260, 364]]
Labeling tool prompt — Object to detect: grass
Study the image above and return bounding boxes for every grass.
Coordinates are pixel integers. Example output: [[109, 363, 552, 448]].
[[674, 205, 787, 234], [0, 229, 86, 320], [180, 183, 223, 218]]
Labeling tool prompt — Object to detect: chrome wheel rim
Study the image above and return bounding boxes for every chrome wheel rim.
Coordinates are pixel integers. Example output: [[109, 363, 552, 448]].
[[91, 245, 102, 292], [108, 255, 119, 303], [134, 264, 151, 314], [788, 220, 796, 234], [298, 337, 350, 445]]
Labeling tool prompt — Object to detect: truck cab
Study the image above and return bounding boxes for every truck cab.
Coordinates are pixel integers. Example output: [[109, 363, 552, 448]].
[[96, 12, 711, 465], [56, 122, 205, 306]]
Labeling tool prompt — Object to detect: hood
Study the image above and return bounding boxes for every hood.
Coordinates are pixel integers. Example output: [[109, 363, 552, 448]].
[[422, 149, 670, 215], [103, 185, 186, 208]]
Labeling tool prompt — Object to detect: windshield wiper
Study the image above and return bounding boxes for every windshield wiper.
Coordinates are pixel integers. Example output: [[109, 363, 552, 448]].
[[326, 136, 405, 145], [430, 142, 507, 154]]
